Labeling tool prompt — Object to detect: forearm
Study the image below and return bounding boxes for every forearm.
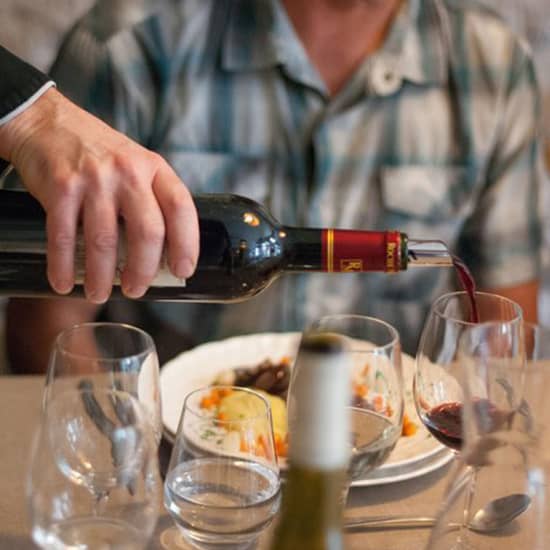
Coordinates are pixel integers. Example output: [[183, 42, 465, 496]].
[[485, 280, 539, 323]]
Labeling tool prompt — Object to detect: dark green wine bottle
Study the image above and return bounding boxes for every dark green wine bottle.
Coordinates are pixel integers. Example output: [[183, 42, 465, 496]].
[[0, 189, 452, 301], [269, 333, 351, 550]]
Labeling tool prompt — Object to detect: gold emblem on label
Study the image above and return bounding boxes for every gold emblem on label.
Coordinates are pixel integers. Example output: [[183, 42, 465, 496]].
[[387, 242, 396, 270], [341, 259, 363, 272]]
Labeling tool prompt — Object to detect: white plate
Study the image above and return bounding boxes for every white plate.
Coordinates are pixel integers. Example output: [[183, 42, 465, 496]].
[[160, 332, 447, 485], [352, 446, 454, 487]]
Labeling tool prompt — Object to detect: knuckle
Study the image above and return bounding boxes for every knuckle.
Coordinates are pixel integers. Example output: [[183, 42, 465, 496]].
[[137, 221, 165, 247], [51, 230, 74, 251], [148, 151, 164, 167], [141, 223, 165, 245], [165, 189, 190, 214], [90, 231, 118, 253], [114, 155, 141, 186], [50, 170, 79, 197], [80, 158, 105, 186]]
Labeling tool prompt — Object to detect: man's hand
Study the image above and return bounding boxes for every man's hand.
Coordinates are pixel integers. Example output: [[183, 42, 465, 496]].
[[0, 88, 199, 303]]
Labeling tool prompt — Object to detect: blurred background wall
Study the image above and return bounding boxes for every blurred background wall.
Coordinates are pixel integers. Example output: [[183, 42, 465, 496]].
[[0, 0, 94, 71]]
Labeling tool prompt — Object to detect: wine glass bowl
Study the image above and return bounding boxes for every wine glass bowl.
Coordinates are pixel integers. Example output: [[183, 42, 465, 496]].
[[44, 322, 162, 444], [163, 385, 281, 549], [413, 291, 523, 454], [301, 315, 404, 484], [27, 387, 161, 550]]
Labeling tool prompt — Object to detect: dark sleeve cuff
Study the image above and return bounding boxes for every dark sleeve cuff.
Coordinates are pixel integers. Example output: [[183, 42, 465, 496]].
[[0, 46, 52, 123]]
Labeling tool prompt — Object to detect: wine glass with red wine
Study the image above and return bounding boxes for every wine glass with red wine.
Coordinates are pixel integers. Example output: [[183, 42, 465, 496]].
[[414, 291, 523, 455], [427, 319, 550, 550]]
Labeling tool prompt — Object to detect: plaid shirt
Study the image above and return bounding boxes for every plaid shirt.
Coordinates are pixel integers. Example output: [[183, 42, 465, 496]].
[[51, 0, 544, 352]]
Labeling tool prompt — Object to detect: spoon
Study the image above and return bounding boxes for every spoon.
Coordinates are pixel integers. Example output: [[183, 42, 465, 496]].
[[344, 493, 531, 532]]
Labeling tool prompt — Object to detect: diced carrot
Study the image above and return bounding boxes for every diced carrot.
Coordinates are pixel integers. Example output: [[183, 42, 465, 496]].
[[256, 435, 268, 458], [372, 394, 384, 412], [401, 413, 418, 436], [240, 437, 250, 452], [354, 383, 369, 398], [200, 396, 215, 409], [275, 434, 288, 458]]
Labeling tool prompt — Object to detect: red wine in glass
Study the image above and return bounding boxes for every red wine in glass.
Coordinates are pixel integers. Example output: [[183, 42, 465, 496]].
[[424, 398, 505, 452], [424, 401, 463, 451]]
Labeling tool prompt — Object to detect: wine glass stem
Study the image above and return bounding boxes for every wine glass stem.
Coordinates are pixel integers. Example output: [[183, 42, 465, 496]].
[[339, 477, 352, 509], [457, 466, 477, 547]]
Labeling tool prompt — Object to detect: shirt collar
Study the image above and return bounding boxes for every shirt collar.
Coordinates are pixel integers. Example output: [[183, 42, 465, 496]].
[[222, 0, 448, 91], [398, 0, 448, 86], [222, 0, 326, 92]]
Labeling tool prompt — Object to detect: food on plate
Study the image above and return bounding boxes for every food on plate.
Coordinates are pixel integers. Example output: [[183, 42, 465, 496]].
[[214, 358, 418, 439], [214, 357, 292, 399], [200, 387, 288, 459]]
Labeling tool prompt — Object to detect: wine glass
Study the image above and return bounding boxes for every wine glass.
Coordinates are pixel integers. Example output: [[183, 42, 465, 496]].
[[414, 291, 523, 454], [427, 320, 550, 549], [299, 314, 404, 502], [44, 322, 162, 444], [163, 385, 281, 549], [28, 387, 162, 550]]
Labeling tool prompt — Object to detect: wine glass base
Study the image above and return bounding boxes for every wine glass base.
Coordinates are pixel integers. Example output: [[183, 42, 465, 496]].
[[160, 526, 257, 550]]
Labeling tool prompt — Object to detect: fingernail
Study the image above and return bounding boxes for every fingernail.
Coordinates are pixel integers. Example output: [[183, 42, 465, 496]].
[[175, 259, 194, 278], [86, 289, 108, 304], [123, 285, 147, 299], [52, 280, 73, 295]]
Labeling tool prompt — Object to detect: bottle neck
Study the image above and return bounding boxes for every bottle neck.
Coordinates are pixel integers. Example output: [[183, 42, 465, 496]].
[[282, 227, 407, 273]]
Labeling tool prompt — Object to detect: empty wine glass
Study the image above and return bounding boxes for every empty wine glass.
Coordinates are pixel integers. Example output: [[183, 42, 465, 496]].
[[427, 320, 550, 549], [414, 291, 523, 454], [44, 322, 162, 444], [163, 385, 281, 549], [298, 315, 404, 502], [28, 387, 162, 550]]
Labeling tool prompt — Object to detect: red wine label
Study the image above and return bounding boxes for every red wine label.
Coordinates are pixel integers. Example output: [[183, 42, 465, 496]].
[[321, 230, 402, 273]]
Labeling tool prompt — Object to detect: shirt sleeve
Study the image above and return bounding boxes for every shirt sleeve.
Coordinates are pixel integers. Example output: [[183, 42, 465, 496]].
[[0, 46, 55, 126]]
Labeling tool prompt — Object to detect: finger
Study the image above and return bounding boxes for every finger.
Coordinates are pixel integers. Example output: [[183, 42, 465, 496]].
[[118, 190, 165, 299], [46, 190, 81, 295], [82, 194, 119, 303], [153, 162, 199, 279]]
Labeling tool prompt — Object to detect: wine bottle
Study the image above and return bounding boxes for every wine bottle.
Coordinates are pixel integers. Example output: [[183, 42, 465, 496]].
[[269, 332, 351, 550], [0, 190, 453, 301]]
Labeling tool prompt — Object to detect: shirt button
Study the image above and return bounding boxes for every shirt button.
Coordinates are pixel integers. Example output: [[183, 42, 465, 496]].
[[369, 58, 402, 96]]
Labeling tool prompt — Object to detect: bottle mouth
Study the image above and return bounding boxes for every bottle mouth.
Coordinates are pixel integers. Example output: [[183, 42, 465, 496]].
[[406, 239, 453, 267]]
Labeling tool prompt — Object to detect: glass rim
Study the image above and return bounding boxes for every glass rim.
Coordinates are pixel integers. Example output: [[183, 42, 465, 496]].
[[429, 290, 523, 326], [54, 322, 156, 362], [309, 313, 400, 354], [181, 385, 273, 424]]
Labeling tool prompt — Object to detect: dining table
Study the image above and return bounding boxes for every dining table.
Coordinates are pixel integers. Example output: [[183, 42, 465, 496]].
[[0, 374, 458, 550]]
